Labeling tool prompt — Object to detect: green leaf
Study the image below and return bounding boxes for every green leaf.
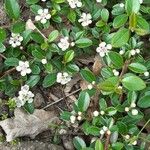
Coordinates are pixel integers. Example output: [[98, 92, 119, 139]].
[[73, 137, 86, 150], [112, 142, 124, 150], [11, 21, 25, 33], [138, 95, 150, 108], [5, 0, 20, 20], [32, 49, 44, 60], [95, 139, 104, 150], [111, 28, 130, 48], [26, 0, 39, 5], [48, 30, 59, 42], [80, 68, 96, 83], [106, 107, 117, 116], [136, 16, 150, 35], [0, 43, 6, 53], [113, 14, 128, 29], [87, 126, 100, 136], [125, 0, 140, 15], [67, 10, 76, 23], [0, 28, 6, 42], [64, 50, 75, 63], [31, 32, 44, 43], [117, 121, 128, 134], [4, 57, 19, 66], [42, 73, 56, 88], [101, 8, 109, 22], [99, 98, 107, 111], [26, 75, 40, 87], [77, 91, 90, 112], [75, 38, 92, 48], [128, 63, 147, 73], [108, 51, 124, 69], [98, 77, 119, 92], [24, 102, 35, 114], [122, 75, 146, 91]]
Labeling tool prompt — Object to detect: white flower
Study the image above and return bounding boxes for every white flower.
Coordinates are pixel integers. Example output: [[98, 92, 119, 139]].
[[100, 111, 105, 115], [136, 49, 140, 54], [67, 0, 82, 8], [78, 13, 92, 27], [41, 58, 47, 64], [119, 50, 125, 55], [15, 85, 34, 107], [9, 33, 23, 48], [100, 130, 105, 135], [35, 9, 51, 24], [103, 126, 108, 132], [58, 37, 70, 51], [132, 140, 137, 145], [118, 86, 123, 90], [96, 0, 102, 3], [71, 42, 75, 47], [144, 71, 149, 77], [130, 102, 136, 108], [113, 69, 119, 76], [96, 42, 112, 57], [93, 111, 99, 117], [78, 112, 82, 116], [59, 129, 67, 134], [125, 107, 130, 112], [16, 61, 31, 76], [26, 19, 36, 30], [125, 135, 130, 140], [131, 109, 138, 115], [70, 115, 76, 123], [130, 49, 136, 56], [56, 72, 71, 85], [88, 84, 93, 90], [119, 3, 124, 7], [139, 0, 143, 4], [77, 116, 82, 121], [41, 0, 46, 1]]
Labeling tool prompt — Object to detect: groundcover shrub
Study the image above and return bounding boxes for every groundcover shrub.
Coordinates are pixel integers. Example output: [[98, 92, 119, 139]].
[[0, 0, 150, 149]]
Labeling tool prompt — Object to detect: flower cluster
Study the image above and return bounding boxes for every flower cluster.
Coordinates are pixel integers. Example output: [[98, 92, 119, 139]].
[[16, 61, 31, 76], [9, 33, 23, 48], [67, 0, 82, 8], [35, 9, 51, 24], [56, 72, 71, 85], [125, 102, 138, 116], [130, 49, 140, 56], [96, 42, 112, 57], [14, 85, 34, 107], [70, 112, 82, 123], [78, 13, 92, 27], [113, 69, 119, 76], [93, 110, 105, 117]]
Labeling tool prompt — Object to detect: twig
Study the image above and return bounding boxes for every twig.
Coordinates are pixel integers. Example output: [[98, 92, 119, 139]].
[[0, 53, 7, 59], [0, 67, 16, 79], [119, 59, 131, 78], [104, 134, 110, 150], [42, 88, 81, 109]]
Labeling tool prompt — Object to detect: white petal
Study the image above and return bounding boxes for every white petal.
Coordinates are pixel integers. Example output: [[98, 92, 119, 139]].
[[21, 71, 27, 76], [26, 68, 31, 74], [35, 15, 41, 21], [46, 14, 51, 19], [16, 66, 21, 71], [38, 9, 43, 14], [41, 19, 47, 24]]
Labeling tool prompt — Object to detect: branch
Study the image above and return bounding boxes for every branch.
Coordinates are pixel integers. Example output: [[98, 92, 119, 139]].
[[42, 88, 81, 109], [0, 67, 16, 79], [104, 133, 110, 150]]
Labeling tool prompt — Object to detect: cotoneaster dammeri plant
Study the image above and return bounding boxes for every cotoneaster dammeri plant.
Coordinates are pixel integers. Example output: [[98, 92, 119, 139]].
[[0, 0, 150, 149]]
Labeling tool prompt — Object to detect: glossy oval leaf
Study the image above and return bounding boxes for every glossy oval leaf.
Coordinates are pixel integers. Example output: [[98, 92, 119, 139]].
[[138, 95, 150, 108], [128, 63, 147, 73], [122, 75, 146, 91]]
